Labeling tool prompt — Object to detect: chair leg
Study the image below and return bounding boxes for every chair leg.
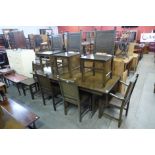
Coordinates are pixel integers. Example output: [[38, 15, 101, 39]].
[[52, 97, 56, 111], [41, 92, 46, 105], [125, 101, 130, 116], [118, 106, 123, 128], [64, 101, 68, 115], [16, 84, 21, 95], [78, 105, 82, 122], [91, 95, 96, 118]]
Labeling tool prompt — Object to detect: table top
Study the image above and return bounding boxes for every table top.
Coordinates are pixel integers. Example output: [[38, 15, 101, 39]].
[[20, 78, 37, 86], [114, 55, 133, 64], [36, 69, 120, 95], [81, 53, 113, 61], [0, 68, 14, 75], [36, 50, 62, 57], [0, 98, 39, 127], [0, 107, 25, 129], [54, 51, 80, 57], [76, 74, 119, 95], [4, 73, 28, 83]]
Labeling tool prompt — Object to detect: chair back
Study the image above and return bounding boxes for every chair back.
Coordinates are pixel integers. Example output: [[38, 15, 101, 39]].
[[67, 32, 82, 53], [149, 42, 155, 52], [85, 32, 91, 42], [36, 72, 53, 93], [51, 34, 63, 51], [34, 35, 43, 48], [59, 78, 80, 105], [94, 30, 115, 55], [32, 61, 44, 72], [124, 74, 139, 105], [0, 53, 5, 64]]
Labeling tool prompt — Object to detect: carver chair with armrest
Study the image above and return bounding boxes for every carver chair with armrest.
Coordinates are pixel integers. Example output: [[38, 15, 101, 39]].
[[103, 74, 139, 127], [36, 72, 61, 111], [59, 78, 92, 122]]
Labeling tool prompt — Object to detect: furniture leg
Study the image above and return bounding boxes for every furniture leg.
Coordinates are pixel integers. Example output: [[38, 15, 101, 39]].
[[68, 58, 72, 78], [81, 60, 85, 81], [28, 122, 36, 129], [16, 83, 21, 95], [64, 101, 68, 115], [32, 122, 36, 129], [41, 91, 46, 105], [78, 105, 82, 122], [125, 101, 130, 116], [118, 105, 123, 128], [93, 61, 95, 76], [22, 84, 26, 96], [30, 85, 34, 100], [98, 99, 103, 119], [91, 94, 96, 118], [39, 57, 44, 71], [52, 97, 56, 111]]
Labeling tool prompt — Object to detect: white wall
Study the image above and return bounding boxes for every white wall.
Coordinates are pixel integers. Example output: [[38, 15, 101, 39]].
[[0, 26, 58, 37]]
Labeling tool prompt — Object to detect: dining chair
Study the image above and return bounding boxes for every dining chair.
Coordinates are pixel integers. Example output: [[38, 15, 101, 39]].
[[67, 32, 82, 53], [51, 34, 64, 51], [32, 61, 44, 81], [94, 30, 115, 55], [32, 61, 44, 72], [103, 74, 139, 127], [59, 78, 92, 122], [36, 72, 61, 111]]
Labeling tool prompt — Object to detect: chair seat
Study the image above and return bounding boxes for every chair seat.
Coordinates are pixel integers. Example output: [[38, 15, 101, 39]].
[[109, 92, 124, 108]]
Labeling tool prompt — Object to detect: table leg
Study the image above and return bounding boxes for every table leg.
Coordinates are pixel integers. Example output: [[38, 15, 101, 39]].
[[98, 100, 102, 119], [98, 95, 106, 119], [91, 94, 96, 118], [30, 85, 34, 100], [93, 61, 95, 76], [102, 63, 106, 87], [32, 122, 36, 129], [54, 57, 59, 75], [34, 83, 37, 92], [28, 122, 37, 129], [81, 59, 84, 81], [39, 57, 44, 72], [68, 58, 72, 78], [16, 83, 21, 95], [22, 84, 26, 96]]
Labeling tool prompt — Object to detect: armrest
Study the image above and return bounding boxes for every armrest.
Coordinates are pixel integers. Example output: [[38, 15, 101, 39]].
[[119, 80, 129, 86], [109, 93, 125, 101]]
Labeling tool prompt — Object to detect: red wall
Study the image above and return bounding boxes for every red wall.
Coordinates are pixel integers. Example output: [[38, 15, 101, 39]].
[[58, 26, 155, 41]]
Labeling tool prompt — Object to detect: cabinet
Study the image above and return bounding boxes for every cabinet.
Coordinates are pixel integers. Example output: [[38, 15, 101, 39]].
[[6, 49, 35, 77]]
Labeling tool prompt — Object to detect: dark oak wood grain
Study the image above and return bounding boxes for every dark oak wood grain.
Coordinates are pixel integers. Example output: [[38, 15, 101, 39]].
[[0, 106, 25, 129], [0, 98, 39, 128]]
